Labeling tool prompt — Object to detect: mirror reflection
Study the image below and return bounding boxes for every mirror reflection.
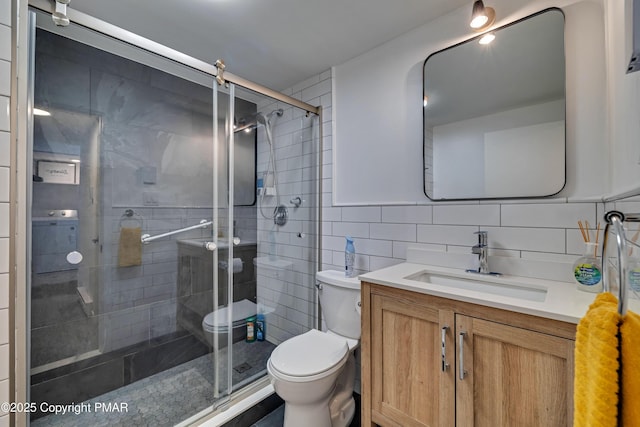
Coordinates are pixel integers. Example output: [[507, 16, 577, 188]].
[[423, 8, 565, 200]]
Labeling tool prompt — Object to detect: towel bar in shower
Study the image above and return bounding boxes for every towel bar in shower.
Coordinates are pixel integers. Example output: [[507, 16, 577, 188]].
[[141, 219, 212, 243]]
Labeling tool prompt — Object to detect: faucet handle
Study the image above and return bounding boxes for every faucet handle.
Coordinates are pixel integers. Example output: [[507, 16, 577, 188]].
[[474, 231, 487, 246]]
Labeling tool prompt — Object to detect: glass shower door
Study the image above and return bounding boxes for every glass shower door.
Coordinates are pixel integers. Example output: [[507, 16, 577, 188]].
[[212, 79, 328, 402], [210, 80, 233, 402], [27, 5, 319, 425], [211, 81, 267, 402], [28, 11, 237, 425]]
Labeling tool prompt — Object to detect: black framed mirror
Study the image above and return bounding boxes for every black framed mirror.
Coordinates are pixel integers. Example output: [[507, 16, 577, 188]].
[[423, 8, 566, 201]]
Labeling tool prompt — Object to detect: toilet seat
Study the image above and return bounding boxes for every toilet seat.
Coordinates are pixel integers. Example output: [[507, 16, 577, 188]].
[[269, 329, 349, 382]]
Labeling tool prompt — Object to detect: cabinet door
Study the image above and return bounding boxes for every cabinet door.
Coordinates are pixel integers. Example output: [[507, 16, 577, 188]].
[[456, 315, 574, 427], [370, 293, 455, 427]]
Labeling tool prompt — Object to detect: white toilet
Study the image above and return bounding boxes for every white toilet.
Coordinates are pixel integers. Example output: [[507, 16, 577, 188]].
[[267, 270, 361, 427], [201, 299, 256, 347]]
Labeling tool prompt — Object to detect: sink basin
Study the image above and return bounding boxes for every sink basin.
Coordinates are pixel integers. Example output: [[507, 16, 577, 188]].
[[404, 271, 547, 302]]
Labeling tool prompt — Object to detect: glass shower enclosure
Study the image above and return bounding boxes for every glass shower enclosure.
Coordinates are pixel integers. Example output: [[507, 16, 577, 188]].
[[26, 7, 320, 426]]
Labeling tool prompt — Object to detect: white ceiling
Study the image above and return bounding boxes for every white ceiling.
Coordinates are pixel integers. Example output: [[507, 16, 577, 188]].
[[69, 0, 471, 91]]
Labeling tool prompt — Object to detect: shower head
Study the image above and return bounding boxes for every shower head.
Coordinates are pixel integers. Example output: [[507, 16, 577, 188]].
[[256, 112, 268, 126]]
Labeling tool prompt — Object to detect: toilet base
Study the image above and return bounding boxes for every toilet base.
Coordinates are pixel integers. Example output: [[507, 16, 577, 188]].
[[330, 396, 355, 427], [329, 353, 356, 427], [277, 353, 356, 427], [281, 395, 354, 427], [283, 398, 333, 427]]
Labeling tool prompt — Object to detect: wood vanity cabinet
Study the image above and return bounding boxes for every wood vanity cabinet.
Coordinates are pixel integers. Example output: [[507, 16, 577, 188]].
[[361, 282, 576, 427]]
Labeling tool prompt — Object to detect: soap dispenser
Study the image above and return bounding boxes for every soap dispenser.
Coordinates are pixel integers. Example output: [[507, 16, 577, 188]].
[[573, 242, 602, 293]]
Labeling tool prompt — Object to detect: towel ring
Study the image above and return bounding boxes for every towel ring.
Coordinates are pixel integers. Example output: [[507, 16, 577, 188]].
[[602, 210, 640, 315], [119, 209, 144, 228]]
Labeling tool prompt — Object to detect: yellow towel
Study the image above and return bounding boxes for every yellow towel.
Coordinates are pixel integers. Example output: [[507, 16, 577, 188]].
[[574, 292, 621, 427], [621, 309, 640, 427], [118, 227, 142, 267]]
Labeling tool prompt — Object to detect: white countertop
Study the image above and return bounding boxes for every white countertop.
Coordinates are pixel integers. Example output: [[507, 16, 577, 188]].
[[359, 262, 640, 324]]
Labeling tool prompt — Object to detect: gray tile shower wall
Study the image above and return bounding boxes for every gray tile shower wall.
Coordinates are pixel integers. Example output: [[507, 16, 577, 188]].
[[32, 29, 260, 354], [99, 206, 257, 351]]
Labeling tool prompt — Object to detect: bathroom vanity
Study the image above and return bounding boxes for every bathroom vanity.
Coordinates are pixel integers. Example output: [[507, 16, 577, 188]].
[[359, 261, 594, 427]]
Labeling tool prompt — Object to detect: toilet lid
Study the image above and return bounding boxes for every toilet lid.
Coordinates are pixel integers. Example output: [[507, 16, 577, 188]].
[[270, 329, 348, 377], [203, 299, 256, 328]]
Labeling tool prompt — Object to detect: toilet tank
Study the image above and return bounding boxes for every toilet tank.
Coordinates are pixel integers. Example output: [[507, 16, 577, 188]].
[[316, 270, 361, 340]]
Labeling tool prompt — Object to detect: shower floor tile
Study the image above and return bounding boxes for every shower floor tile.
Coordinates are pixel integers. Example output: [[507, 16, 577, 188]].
[[32, 340, 276, 427]]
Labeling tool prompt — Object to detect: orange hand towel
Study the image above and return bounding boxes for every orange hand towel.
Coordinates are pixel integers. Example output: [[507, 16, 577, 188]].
[[574, 292, 621, 427], [118, 227, 142, 267], [621, 309, 640, 427]]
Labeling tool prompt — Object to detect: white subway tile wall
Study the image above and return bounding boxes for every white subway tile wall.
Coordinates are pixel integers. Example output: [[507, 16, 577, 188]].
[[0, 0, 9, 27], [0, 61, 9, 97], [0, 0, 9, 422], [0, 98, 7, 134], [316, 70, 602, 277], [251, 71, 328, 344], [0, 132, 8, 168], [0, 27, 9, 62], [250, 70, 602, 380]]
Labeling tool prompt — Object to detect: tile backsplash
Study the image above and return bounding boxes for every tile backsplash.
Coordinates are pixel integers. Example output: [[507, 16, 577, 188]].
[[316, 69, 606, 275]]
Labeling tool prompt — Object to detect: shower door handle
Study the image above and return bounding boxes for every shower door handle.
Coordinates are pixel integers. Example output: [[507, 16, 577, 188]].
[[204, 242, 217, 251]]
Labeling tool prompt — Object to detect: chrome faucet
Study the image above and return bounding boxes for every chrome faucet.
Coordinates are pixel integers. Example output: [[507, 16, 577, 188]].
[[466, 231, 500, 276]]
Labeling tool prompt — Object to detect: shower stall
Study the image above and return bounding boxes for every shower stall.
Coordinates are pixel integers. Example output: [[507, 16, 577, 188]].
[[25, 5, 321, 426]]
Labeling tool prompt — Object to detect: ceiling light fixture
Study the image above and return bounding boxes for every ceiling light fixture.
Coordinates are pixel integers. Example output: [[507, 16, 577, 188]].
[[478, 33, 496, 45], [470, 0, 495, 31]]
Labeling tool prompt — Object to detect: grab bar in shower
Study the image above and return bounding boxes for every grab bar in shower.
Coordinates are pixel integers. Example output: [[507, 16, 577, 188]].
[[141, 219, 212, 243]]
